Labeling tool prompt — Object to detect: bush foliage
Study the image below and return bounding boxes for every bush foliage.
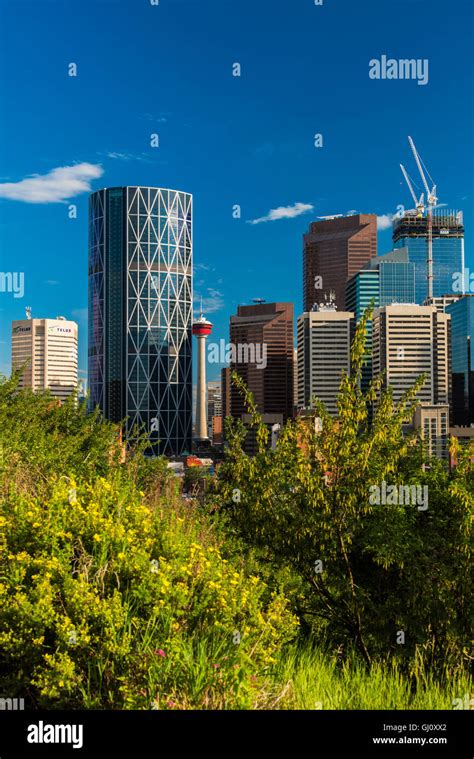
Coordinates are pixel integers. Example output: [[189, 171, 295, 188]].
[[0, 306, 472, 710]]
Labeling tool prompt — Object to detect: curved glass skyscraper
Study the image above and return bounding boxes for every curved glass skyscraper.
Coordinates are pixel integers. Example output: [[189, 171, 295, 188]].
[[88, 186, 193, 456]]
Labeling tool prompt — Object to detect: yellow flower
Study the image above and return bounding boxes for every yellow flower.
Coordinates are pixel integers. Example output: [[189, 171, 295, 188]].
[[93, 534, 101, 542], [32, 522, 41, 528]]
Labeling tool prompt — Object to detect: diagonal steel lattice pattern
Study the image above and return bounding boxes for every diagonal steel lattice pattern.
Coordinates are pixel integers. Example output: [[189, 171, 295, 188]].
[[88, 186, 193, 456]]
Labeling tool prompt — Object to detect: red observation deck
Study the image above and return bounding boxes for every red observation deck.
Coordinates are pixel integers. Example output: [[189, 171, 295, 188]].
[[192, 314, 213, 337]]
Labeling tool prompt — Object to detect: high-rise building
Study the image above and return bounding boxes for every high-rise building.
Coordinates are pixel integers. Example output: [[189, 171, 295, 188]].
[[372, 304, 451, 407], [424, 294, 462, 313], [88, 186, 193, 456], [229, 302, 294, 422], [446, 295, 474, 426], [303, 214, 377, 311], [207, 380, 222, 419], [207, 380, 222, 439], [297, 302, 353, 415], [345, 248, 415, 392], [221, 367, 231, 418], [393, 210, 464, 304], [293, 348, 298, 411], [11, 315, 78, 401], [414, 404, 450, 460]]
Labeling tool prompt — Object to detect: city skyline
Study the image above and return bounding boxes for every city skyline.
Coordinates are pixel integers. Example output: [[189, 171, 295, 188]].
[[0, 0, 473, 384]]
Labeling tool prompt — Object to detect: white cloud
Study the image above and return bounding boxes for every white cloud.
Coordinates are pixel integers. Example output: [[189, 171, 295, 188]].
[[100, 151, 157, 163], [377, 213, 394, 230], [0, 163, 103, 204], [247, 202, 314, 225], [318, 214, 343, 220], [193, 263, 215, 272], [194, 288, 224, 315], [139, 112, 169, 124]]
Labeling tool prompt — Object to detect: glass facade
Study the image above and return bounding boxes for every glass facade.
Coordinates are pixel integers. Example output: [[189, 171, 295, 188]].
[[379, 262, 415, 306], [88, 186, 193, 456], [446, 296, 474, 426], [393, 212, 464, 304], [345, 269, 378, 393], [345, 250, 415, 393]]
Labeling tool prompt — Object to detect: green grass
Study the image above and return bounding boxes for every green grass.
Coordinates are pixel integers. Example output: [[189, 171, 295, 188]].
[[266, 644, 472, 710]]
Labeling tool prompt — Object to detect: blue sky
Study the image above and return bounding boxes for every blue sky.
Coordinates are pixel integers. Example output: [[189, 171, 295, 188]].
[[0, 0, 472, 383]]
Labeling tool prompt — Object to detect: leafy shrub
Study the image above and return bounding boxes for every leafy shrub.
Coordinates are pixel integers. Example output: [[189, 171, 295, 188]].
[[0, 472, 297, 708], [211, 309, 473, 674]]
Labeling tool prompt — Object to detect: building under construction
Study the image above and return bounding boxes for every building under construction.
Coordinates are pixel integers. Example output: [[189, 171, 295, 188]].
[[392, 210, 464, 305]]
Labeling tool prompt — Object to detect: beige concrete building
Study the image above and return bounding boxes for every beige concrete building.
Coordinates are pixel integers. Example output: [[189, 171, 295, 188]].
[[372, 304, 451, 406], [414, 404, 450, 460], [11, 316, 78, 402], [297, 304, 353, 415]]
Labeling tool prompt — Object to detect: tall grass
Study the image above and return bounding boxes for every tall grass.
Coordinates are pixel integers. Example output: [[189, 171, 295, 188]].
[[266, 643, 472, 710]]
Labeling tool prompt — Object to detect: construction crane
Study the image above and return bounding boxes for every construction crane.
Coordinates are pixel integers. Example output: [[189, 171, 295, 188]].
[[407, 136, 438, 301], [399, 163, 424, 217]]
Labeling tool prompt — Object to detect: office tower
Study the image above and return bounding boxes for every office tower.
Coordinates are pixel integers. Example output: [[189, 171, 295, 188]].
[[413, 405, 450, 459], [229, 302, 294, 422], [424, 294, 462, 313], [88, 186, 193, 456], [393, 210, 464, 304], [221, 367, 231, 418], [207, 380, 222, 429], [345, 248, 415, 313], [372, 304, 451, 406], [345, 248, 415, 392], [193, 312, 212, 442], [446, 295, 474, 426], [11, 315, 78, 402], [293, 348, 298, 411], [207, 379, 222, 441], [297, 301, 353, 415], [240, 412, 284, 456], [303, 214, 377, 311]]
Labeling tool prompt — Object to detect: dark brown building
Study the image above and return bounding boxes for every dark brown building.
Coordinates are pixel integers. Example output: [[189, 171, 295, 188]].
[[221, 367, 231, 416], [229, 302, 294, 423], [303, 214, 377, 311]]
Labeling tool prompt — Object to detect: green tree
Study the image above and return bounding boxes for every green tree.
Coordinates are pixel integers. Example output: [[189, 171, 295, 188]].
[[212, 309, 473, 672]]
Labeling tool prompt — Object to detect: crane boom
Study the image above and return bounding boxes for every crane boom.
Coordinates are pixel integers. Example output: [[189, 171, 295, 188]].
[[400, 163, 423, 210], [404, 136, 439, 301], [408, 136, 431, 198]]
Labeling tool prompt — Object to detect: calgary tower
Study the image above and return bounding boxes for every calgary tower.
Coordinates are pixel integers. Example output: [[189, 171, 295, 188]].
[[192, 307, 213, 442]]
